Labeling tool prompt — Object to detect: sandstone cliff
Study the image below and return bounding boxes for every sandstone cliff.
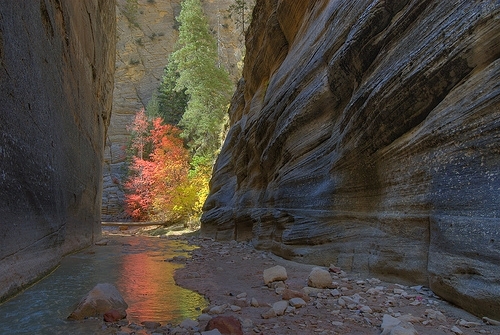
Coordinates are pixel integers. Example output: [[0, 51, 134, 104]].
[[102, 0, 247, 220], [0, 1, 115, 300], [201, 0, 500, 319]]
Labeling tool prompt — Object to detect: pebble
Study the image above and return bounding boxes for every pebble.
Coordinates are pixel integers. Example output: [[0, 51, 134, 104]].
[[209, 304, 227, 314], [198, 313, 212, 321], [230, 305, 242, 312], [289, 297, 307, 308], [179, 319, 198, 330]]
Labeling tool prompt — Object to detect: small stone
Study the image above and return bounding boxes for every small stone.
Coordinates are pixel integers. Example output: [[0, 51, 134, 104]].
[[142, 321, 161, 329], [236, 292, 247, 299], [451, 326, 463, 334], [261, 308, 277, 319], [282, 289, 310, 302], [393, 288, 407, 295], [302, 286, 324, 296], [331, 321, 344, 327], [307, 267, 333, 289], [250, 297, 259, 307], [95, 239, 109, 246], [458, 319, 481, 327], [263, 265, 288, 285], [330, 289, 341, 297], [275, 287, 285, 295], [360, 305, 372, 313], [329, 264, 342, 273], [367, 278, 381, 284], [233, 299, 248, 307], [230, 305, 242, 312], [482, 316, 500, 326], [272, 300, 289, 316], [289, 298, 307, 308], [208, 304, 227, 315], [381, 314, 401, 332], [241, 318, 253, 328], [180, 318, 199, 330], [198, 314, 212, 321], [425, 309, 446, 322]]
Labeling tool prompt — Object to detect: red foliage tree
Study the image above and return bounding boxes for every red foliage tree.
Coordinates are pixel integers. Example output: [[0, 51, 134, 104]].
[[124, 114, 189, 221]]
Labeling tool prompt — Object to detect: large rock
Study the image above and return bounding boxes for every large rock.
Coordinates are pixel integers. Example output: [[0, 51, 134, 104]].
[[0, 2, 115, 301], [201, 0, 500, 319], [68, 283, 128, 320], [307, 267, 333, 289]]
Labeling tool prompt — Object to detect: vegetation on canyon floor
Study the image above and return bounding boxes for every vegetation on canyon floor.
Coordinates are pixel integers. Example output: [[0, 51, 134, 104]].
[[124, 0, 237, 226]]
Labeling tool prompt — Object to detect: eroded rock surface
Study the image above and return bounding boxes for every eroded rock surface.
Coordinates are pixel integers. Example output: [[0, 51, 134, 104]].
[[201, 0, 500, 319], [0, 1, 115, 301]]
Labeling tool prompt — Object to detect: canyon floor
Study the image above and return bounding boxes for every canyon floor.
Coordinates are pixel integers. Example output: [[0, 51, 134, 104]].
[[102, 226, 500, 335]]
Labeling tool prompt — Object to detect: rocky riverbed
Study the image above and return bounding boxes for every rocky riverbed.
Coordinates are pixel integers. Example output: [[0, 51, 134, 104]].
[[95, 227, 500, 335]]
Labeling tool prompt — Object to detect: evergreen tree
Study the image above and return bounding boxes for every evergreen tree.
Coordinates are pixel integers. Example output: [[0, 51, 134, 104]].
[[153, 58, 189, 125], [228, 0, 253, 41], [170, 0, 233, 161]]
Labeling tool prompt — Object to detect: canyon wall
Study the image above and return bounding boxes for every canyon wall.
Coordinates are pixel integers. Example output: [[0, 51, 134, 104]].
[[201, 0, 500, 319], [0, 1, 115, 300], [102, 0, 247, 220]]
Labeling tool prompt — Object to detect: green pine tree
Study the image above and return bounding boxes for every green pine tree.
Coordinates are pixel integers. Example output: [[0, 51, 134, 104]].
[[170, 0, 234, 161], [153, 58, 189, 125], [228, 0, 253, 41]]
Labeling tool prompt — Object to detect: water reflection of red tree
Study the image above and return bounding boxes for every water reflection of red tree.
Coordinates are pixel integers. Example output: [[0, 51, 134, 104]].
[[116, 238, 205, 323]]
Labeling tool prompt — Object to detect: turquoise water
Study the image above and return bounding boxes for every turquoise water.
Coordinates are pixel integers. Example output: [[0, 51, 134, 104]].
[[0, 235, 207, 335]]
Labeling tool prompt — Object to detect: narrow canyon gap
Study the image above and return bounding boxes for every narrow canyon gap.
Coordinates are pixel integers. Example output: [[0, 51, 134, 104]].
[[0, 1, 115, 300], [201, 0, 500, 319]]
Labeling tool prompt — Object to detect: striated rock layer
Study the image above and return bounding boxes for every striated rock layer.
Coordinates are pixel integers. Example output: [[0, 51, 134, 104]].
[[0, 1, 115, 300], [201, 0, 500, 319]]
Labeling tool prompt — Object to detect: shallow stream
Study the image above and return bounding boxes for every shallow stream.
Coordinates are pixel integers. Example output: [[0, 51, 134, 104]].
[[0, 235, 207, 334]]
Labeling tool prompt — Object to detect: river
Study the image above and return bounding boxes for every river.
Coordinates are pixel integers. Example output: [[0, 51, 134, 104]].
[[0, 235, 207, 334]]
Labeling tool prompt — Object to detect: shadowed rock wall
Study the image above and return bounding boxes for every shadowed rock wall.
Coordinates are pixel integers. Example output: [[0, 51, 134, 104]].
[[201, 0, 500, 319], [0, 1, 115, 300]]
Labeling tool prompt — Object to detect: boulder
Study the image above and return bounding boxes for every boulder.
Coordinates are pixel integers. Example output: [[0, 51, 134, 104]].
[[68, 283, 128, 320], [307, 267, 333, 289], [263, 265, 287, 285]]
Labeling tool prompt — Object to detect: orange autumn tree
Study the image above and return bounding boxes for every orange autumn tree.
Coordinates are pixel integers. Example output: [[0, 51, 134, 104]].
[[124, 112, 190, 221]]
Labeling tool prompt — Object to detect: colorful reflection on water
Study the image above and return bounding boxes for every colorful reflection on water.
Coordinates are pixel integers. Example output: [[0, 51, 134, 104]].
[[0, 235, 207, 335], [116, 237, 207, 324]]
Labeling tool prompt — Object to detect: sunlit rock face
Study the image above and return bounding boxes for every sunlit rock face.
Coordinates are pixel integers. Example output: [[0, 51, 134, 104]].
[[201, 0, 500, 319], [0, 1, 115, 300]]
